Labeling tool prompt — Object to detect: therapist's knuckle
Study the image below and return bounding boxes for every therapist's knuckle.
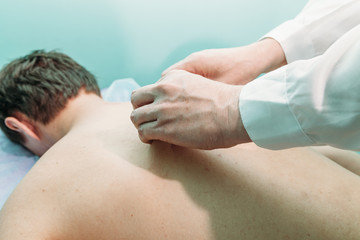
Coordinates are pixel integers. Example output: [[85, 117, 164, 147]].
[[130, 90, 136, 101], [155, 82, 178, 96], [130, 91, 140, 108]]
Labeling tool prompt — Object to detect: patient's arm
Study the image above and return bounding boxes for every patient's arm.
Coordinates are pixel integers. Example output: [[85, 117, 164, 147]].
[[1, 102, 360, 240], [312, 146, 360, 176]]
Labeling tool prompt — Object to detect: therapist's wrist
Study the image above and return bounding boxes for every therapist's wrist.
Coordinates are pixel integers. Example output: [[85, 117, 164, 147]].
[[252, 38, 287, 74], [228, 86, 252, 146]]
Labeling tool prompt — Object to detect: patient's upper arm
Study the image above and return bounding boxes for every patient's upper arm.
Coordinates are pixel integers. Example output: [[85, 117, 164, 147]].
[[0, 159, 67, 239], [0, 203, 60, 240], [311, 146, 360, 176]]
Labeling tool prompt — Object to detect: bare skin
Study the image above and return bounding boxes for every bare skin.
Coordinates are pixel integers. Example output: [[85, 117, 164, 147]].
[[1, 95, 360, 240], [162, 38, 287, 85]]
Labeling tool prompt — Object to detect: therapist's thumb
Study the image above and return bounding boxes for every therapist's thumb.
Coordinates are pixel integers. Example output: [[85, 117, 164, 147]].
[[162, 57, 194, 76], [162, 62, 182, 76]]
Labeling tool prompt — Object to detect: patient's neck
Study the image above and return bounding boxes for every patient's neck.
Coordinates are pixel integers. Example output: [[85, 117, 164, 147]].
[[40, 91, 107, 145]]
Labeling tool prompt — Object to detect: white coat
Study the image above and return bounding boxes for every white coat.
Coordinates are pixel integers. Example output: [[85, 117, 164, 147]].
[[239, 0, 360, 150]]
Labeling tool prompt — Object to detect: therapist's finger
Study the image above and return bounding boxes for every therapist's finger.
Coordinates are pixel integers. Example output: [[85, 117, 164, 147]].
[[131, 85, 156, 109], [161, 59, 189, 77], [130, 104, 158, 129]]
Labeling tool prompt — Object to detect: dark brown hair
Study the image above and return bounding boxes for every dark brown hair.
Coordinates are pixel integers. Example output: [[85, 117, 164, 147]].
[[0, 50, 101, 144]]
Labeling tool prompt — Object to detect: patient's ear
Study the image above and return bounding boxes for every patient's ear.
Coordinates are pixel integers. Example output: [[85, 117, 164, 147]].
[[4, 116, 41, 141]]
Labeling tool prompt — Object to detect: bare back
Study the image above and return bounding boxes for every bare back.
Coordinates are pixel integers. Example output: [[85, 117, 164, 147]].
[[1, 102, 360, 240]]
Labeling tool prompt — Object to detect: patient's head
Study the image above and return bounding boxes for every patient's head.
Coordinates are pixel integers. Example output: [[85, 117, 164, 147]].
[[0, 50, 100, 147]]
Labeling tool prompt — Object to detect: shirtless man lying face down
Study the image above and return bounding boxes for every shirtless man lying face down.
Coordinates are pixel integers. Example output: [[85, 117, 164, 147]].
[[0, 50, 360, 240]]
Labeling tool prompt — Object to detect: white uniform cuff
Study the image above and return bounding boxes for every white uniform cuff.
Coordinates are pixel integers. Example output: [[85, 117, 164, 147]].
[[261, 20, 315, 63], [239, 69, 314, 150]]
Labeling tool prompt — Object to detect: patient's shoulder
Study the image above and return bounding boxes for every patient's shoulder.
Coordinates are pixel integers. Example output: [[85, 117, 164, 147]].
[[0, 145, 131, 239], [0, 136, 105, 238], [0, 160, 69, 239]]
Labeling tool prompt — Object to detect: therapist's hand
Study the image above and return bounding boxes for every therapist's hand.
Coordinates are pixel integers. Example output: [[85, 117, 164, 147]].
[[130, 70, 251, 149], [162, 38, 286, 85]]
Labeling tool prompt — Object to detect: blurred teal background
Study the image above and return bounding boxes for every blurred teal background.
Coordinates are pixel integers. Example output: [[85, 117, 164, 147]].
[[0, 0, 307, 88]]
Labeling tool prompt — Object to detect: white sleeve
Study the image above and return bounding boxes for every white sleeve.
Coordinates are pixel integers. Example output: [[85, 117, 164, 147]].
[[263, 0, 360, 63], [240, 24, 360, 150]]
